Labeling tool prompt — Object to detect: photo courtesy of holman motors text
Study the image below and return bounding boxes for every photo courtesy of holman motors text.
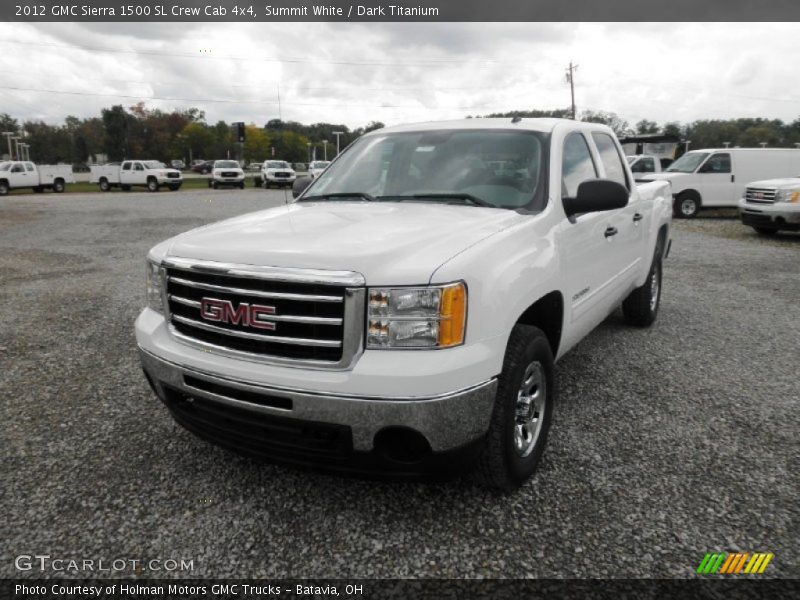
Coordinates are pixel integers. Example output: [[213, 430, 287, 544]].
[[1, 0, 798, 595]]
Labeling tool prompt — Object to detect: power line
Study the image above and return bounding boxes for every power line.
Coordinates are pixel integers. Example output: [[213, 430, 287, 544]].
[[0, 83, 495, 111]]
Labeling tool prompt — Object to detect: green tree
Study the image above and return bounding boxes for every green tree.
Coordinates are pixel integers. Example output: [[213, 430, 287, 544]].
[[177, 122, 214, 162], [243, 125, 270, 162]]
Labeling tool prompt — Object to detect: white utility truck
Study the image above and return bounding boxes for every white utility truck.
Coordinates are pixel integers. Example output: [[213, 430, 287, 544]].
[[0, 161, 74, 195], [644, 148, 800, 218], [90, 160, 182, 192], [739, 177, 800, 234], [136, 118, 672, 490], [626, 154, 663, 179]]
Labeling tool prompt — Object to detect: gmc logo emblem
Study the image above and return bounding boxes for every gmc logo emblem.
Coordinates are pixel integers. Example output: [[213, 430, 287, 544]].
[[200, 297, 276, 330]]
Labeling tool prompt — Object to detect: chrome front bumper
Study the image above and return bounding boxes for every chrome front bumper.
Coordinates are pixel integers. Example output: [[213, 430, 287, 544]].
[[139, 347, 497, 453]]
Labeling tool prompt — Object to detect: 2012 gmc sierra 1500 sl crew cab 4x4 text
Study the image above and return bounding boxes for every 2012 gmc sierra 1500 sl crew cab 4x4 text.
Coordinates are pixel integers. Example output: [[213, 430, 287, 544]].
[[136, 119, 672, 490]]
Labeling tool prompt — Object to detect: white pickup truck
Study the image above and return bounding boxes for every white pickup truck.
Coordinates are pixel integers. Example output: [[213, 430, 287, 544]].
[[0, 161, 74, 195], [136, 118, 672, 490], [259, 160, 296, 188], [739, 177, 800, 234], [90, 160, 182, 192]]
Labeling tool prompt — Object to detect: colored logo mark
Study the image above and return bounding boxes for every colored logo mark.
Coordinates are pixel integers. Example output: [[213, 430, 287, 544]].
[[697, 552, 773, 574]]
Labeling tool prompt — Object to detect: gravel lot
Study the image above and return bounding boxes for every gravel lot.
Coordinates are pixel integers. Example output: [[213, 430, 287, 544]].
[[1, 191, 798, 579]]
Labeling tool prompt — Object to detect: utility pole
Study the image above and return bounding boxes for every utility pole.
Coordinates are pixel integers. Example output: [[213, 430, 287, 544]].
[[322, 139, 328, 161], [565, 61, 578, 120], [12, 136, 20, 159], [332, 131, 344, 156], [2, 132, 14, 158]]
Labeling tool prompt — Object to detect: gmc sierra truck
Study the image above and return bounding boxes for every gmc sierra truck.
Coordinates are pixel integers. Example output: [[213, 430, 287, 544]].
[[90, 160, 182, 192], [0, 161, 74, 195], [739, 177, 800, 234], [136, 119, 672, 490]]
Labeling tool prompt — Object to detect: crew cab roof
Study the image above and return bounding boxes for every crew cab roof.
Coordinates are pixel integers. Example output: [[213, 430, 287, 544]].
[[373, 118, 611, 136]]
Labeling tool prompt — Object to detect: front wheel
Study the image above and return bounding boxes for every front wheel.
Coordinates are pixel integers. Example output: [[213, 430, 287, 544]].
[[475, 324, 555, 491], [147, 179, 159, 193], [753, 226, 778, 235], [169, 185, 181, 192], [0, 181, 9, 196], [622, 250, 662, 327], [52, 179, 65, 193], [674, 192, 700, 218], [239, 182, 245, 190]]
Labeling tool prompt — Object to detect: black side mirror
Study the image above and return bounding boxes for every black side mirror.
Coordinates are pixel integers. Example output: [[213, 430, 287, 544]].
[[292, 177, 313, 199], [563, 179, 629, 218]]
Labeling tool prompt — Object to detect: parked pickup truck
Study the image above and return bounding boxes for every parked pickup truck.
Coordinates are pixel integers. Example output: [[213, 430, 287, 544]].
[[90, 160, 182, 192], [259, 160, 296, 188], [739, 177, 800, 234], [0, 161, 74, 195], [136, 118, 672, 490]]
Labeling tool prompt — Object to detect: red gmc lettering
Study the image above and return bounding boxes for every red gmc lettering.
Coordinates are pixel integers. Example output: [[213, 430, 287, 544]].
[[200, 298, 276, 330]]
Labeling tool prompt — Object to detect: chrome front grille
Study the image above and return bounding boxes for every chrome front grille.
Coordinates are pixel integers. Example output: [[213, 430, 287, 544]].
[[745, 187, 777, 204], [162, 258, 365, 369]]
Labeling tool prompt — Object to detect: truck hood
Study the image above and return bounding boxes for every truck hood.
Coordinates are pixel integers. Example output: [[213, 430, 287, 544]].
[[747, 177, 800, 189], [164, 201, 523, 285], [641, 172, 687, 182]]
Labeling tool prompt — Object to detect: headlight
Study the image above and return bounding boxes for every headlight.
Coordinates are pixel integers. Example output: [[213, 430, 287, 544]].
[[367, 282, 466, 349], [146, 260, 165, 314], [777, 189, 800, 203]]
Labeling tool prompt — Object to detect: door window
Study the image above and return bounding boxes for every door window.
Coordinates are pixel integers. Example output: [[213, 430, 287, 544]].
[[122, 162, 132, 170], [592, 133, 629, 189], [134, 163, 144, 171], [11, 164, 24, 173], [25, 163, 35, 172], [699, 153, 731, 173], [562, 133, 598, 198], [632, 157, 655, 173]]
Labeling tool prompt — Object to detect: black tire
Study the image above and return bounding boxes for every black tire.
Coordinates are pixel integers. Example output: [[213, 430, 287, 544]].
[[753, 226, 778, 235], [253, 176, 262, 187], [147, 178, 159, 193], [121, 184, 131, 191], [52, 179, 65, 193], [0, 181, 10, 195], [239, 182, 245, 190], [169, 185, 181, 192], [99, 178, 110, 192], [212, 181, 219, 190], [475, 324, 555, 492], [622, 246, 663, 327], [674, 192, 700, 218]]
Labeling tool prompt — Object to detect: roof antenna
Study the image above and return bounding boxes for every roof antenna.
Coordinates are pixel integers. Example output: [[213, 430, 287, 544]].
[[511, 116, 522, 123]]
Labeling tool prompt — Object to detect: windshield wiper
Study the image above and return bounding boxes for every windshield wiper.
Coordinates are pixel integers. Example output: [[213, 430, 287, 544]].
[[378, 193, 494, 207], [300, 192, 376, 202]]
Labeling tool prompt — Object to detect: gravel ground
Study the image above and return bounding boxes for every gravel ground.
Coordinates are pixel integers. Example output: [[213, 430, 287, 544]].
[[1, 192, 798, 579]]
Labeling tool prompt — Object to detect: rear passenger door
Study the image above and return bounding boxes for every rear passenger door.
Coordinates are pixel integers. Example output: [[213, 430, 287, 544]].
[[591, 132, 642, 294]]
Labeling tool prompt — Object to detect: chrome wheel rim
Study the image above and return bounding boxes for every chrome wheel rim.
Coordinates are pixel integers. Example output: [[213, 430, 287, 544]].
[[681, 199, 695, 216], [649, 264, 660, 312], [514, 361, 546, 458]]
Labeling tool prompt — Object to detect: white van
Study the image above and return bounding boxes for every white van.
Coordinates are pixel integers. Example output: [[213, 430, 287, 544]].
[[645, 148, 800, 217]]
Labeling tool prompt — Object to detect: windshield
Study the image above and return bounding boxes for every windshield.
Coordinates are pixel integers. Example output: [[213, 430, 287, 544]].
[[305, 129, 547, 210], [214, 160, 239, 168], [143, 161, 166, 169], [666, 152, 709, 173], [311, 161, 330, 169], [266, 161, 289, 169]]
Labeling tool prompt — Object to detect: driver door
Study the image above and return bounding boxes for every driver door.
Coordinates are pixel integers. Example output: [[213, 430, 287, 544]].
[[8, 163, 28, 187], [696, 152, 734, 207]]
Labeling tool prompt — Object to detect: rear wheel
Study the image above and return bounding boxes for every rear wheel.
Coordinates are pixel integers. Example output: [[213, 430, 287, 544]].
[[475, 324, 555, 492], [622, 246, 662, 327], [52, 179, 65, 193], [674, 192, 700, 218], [99, 178, 110, 192], [147, 178, 159, 193]]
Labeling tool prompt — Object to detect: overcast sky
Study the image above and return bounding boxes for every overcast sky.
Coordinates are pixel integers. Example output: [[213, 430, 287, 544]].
[[1, 22, 799, 129]]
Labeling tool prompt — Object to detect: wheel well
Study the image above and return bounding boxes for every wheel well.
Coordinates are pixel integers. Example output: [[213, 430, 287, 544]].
[[515, 291, 563, 357], [677, 189, 701, 204]]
